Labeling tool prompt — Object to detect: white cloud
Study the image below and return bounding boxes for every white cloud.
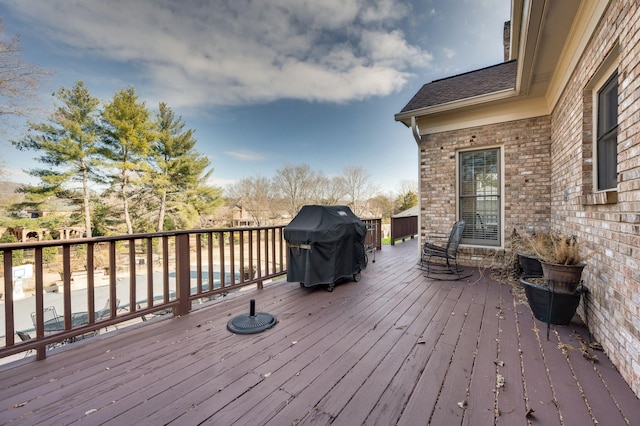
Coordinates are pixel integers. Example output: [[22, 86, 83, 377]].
[[443, 47, 456, 59], [225, 149, 267, 162], [3, 0, 433, 107]]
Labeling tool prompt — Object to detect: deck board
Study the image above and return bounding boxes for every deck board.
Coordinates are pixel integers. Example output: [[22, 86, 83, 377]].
[[1, 239, 639, 425]]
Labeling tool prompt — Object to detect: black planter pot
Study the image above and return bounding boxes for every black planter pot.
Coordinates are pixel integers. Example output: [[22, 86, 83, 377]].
[[517, 253, 543, 277], [519, 276, 582, 325]]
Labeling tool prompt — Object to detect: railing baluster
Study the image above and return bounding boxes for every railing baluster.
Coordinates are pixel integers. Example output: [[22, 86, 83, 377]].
[[247, 229, 252, 280], [3, 251, 14, 347], [207, 233, 214, 292], [87, 243, 96, 324], [62, 245, 72, 330], [34, 247, 45, 359], [256, 229, 262, 289], [128, 240, 136, 313], [196, 234, 202, 294], [271, 228, 276, 274], [146, 237, 154, 311], [264, 228, 270, 277], [175, 233, 191, 316], [109, 241, 118, 317], [219, 232, 225, 289], [238, 231, 245, 283], [229, 231, 235, 286]]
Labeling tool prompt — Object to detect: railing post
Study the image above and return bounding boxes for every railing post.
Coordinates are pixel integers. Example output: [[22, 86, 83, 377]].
[[175, 233, 191, 316]]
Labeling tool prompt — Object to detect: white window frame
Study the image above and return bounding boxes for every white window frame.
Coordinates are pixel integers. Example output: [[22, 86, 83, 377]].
[[456, 146, 503, 248], [591, 52, 619, 192]]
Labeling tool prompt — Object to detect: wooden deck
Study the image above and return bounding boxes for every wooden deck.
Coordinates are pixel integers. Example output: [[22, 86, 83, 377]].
[[1, 239, 638, 425]]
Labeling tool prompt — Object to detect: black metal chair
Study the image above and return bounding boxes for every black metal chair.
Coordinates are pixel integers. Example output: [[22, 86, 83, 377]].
[[16, 331, 34, 357], [95, 298, 121, 331], [31, 306, 63, 332], [421, 220, 470, 280]]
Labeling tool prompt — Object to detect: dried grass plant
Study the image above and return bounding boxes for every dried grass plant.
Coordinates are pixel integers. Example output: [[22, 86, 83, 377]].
[[524, 232, 591, 265]]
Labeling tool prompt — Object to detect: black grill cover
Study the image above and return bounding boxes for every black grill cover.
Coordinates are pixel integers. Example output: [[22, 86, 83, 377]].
[[284, 205, 366, 287]]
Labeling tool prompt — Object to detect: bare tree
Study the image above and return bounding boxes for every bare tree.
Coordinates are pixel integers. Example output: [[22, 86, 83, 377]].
[[369, 194, 395, 220], [0, 19, 49, 174], [396, 179, 418, 197], [337, 166, 378, 217], [273, 163, 319, 218], [226, 176, 274, 226], [314, 174, 345, 206], [0, 20, 48, 123]]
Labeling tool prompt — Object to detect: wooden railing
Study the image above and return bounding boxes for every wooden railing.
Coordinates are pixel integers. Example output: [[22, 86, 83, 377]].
[[390, 215, 418, 245], [1, 226, 286, 360], [1, 219, 382, 361], [362, 218, 383, 251]]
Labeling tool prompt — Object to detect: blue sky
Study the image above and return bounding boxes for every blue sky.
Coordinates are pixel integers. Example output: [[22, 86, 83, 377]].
[[0, 0, 510, 195]]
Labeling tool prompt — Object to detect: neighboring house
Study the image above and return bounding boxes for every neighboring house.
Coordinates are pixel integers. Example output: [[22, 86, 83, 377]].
[[395, 0, 639, 396]]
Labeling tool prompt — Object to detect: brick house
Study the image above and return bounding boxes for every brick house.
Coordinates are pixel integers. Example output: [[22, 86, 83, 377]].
[[395, 0, 640, 396]]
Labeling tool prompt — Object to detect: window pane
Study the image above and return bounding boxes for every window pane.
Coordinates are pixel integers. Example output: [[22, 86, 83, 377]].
[[597, 131, 617, 190], [597, 71, 618, 190], [459, 149, 500, 246]]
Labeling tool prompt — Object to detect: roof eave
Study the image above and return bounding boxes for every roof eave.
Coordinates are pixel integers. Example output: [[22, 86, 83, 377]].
[[394, 88, 519, 126]]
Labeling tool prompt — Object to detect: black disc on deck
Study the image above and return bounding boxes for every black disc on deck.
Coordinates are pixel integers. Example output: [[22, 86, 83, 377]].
[[227, 312, 277, 334]]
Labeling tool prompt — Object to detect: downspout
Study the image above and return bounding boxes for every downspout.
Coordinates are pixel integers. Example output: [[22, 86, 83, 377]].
[[411, 116, 423, 257], [410, 116, 421, 144]]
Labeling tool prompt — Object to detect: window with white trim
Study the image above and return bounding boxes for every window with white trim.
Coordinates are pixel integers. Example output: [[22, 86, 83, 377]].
[[458, 148, 501, 246], [596, 70, 618, 191]]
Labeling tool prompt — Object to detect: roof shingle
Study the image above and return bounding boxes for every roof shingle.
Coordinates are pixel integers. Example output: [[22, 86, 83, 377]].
[[399, 60, 517, 113]]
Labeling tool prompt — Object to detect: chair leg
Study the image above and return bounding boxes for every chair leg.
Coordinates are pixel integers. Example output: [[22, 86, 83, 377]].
[[422, 255, 471, 281]]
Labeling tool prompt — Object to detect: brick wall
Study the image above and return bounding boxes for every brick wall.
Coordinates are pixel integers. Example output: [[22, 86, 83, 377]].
[[419, 0, 640, 397], [548, 0, 640, 396], [419, 116, 552, 264]]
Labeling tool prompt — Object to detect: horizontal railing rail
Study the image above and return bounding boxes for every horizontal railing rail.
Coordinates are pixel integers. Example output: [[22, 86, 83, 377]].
[[390, 215, 418, 245], [1, 226, 287, 360]]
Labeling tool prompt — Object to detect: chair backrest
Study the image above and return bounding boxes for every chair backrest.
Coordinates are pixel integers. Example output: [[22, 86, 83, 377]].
[[32, 306, 59, 324], [17, 331, 31, 341], [445, 221, 466, 257], [44, 306, 59, 322], [32, 306, 63, 331], [44, 306, 63, 330], [96, 298, 121, 320]]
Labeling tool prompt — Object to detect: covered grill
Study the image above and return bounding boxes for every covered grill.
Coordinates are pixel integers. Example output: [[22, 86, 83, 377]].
[[284, 205, 367, 292]]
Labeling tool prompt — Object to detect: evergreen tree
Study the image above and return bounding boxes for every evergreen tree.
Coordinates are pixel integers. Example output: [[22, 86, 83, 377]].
[[12, 81, 100, 237], [149, 102, 222, 231], [100, 86, 155, 234]]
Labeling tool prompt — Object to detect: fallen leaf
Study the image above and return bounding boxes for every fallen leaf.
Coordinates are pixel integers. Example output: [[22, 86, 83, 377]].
[[589, 342, 604, 351], [457, 400, 467, 409], [582, 350, 599, 363], [496, 374, 505, 388], [85, 409, 97, 415], [495, 360, 505, 367], [525, 408, 535, 418], [12, 402, 27, 408], [263, 372, 271, 378]]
